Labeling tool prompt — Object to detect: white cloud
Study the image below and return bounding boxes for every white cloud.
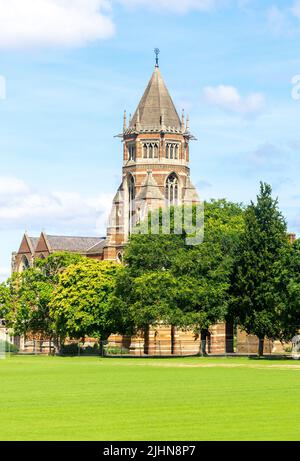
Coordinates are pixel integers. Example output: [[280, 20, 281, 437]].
[[117, 0, 225, 14], [0, 266, 10, 281], [0, 0, 115, 49], [203, 84, 266, 116], [0, 176, 113, 235]]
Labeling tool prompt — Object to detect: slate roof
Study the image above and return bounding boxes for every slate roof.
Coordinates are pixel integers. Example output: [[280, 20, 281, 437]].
[[28, 236, 39, 251], [129, 67, 181, 132], [86, 239, 107, 255], [45, 235, 105, 253]]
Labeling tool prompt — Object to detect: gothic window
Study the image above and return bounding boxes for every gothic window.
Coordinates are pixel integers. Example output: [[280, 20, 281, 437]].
[[183, 143, 188, 160], [142, 142, 159, 159], [166, 143, 179, 160], [149, 144, 153, 158], [165, 173, 179, 206], [128, 143, 136, 161], [21, 255, 30, 272], [128, 174, 135, 234]]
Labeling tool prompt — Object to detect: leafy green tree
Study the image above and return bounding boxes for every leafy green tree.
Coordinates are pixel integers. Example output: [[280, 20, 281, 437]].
[[50, 259, 128, 343], [0, 282, 10, 320], [231, 183, 289, 355], [1, 252, 86, 351], [275, 239, 300, 340], [35, 251, 84, 282], [117, 200, 245, 351], [1, 268, 59, 352]]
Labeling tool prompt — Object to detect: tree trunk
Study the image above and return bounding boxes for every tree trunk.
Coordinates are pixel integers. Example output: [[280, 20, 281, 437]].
[[258, 337, 264, 356], [200, 329, 208, 356], [171, 326, 175, 355], [225, 322, 234, 353]]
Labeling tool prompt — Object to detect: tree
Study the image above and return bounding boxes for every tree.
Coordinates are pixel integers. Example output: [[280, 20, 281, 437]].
[[0, 282, 10, 320], [231, 182, 289, 355], [35, 252, 84, 282], [276, 239, 300, 340], [1, 252, 86, 352], [50, 259, 129, 344], [117, 200, 245, 351]]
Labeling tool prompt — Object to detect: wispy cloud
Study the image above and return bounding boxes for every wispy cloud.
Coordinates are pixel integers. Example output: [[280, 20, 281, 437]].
[[248, 143, 285, 169], [0, 176, 113, 235], [267, 1, 300, 36], [117, 0, 224, 14], [203, 84, 266, 116], [0, 0, 115, 49]]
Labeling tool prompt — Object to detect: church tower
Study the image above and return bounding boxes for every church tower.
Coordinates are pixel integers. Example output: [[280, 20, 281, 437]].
[[103, 51, 199, 261]]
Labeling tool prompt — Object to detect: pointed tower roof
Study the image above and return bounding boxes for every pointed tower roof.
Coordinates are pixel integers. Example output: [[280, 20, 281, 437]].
[[128, 67, 181, 133]]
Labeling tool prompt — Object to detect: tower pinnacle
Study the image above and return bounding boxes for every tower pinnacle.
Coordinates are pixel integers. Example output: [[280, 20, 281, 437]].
[[154, 48, 160, 67]]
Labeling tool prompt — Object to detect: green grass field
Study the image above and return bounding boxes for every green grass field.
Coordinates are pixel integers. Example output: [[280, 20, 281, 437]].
[[1, 355, 300, 440]]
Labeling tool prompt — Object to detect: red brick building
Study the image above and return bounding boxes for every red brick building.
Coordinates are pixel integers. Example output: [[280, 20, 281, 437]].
[[12, 59, 292, 355]]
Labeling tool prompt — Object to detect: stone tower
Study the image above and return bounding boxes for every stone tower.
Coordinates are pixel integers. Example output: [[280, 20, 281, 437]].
[[103, 57, 199, 261]]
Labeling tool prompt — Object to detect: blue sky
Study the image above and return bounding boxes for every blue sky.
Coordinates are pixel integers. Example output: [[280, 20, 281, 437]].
[[0, 0, 300, 279]]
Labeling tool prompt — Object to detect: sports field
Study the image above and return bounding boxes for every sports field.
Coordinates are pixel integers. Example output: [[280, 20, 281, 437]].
[[1, 355, 300, 440]]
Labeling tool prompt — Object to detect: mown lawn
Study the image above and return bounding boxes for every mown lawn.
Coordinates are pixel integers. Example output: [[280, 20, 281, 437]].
[[0, 355, 300, 440]]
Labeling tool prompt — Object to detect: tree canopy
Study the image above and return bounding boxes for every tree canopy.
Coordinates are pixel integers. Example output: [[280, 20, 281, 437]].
[[50, 259, 128, 341], [231, 182, 290, 354], [116, 200, 245, 335]]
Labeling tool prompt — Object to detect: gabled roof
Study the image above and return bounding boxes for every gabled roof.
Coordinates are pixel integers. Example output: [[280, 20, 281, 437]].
[[136, 171, 164, 201], [129, 67, 181, 132], [17, 233, 39, 255]]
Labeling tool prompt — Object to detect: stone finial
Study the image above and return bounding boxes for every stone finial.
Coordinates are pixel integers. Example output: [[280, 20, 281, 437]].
[[181, 109, 185, 131], [186, 114, 190, 132], [123, 110, 127, 131]]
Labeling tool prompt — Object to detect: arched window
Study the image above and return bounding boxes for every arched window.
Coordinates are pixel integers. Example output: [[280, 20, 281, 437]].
[[149, 144, 153, 158], [128, 143, 136, 161], [142, 142, 159, 159], [166, 142, 180, 160], [143, 144, 148, 158], [165, 173, 179, 206], [21, 255, 30, 272], [128, 174, 135, 234]]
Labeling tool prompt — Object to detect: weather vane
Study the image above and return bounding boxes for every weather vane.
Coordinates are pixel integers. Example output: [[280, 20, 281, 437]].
[[154, 48, 160, 67]]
